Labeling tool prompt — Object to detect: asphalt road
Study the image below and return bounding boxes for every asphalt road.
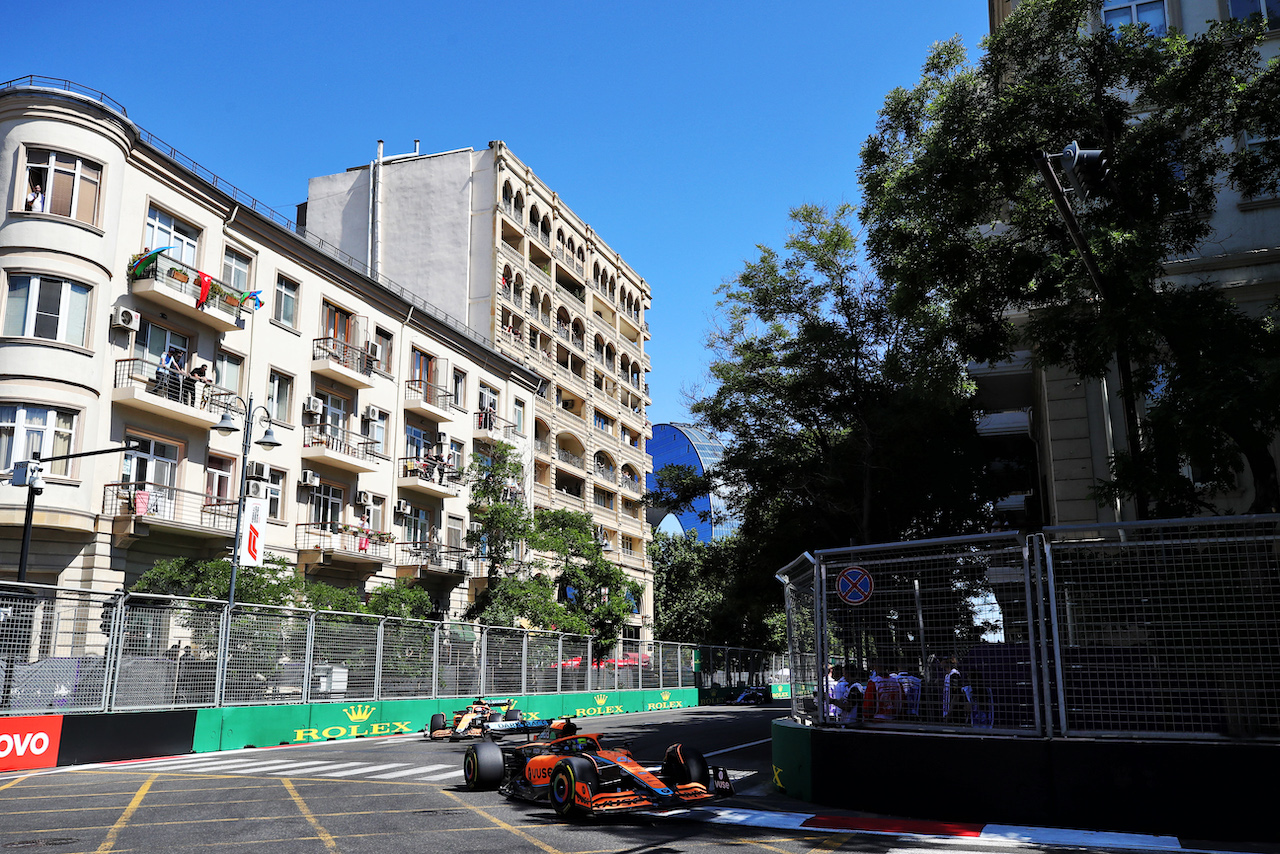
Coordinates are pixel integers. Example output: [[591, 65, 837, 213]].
[[0, 705, 1202, 854]]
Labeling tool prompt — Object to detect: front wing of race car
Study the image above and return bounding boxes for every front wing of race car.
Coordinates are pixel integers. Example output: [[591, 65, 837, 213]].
[[578, 752, 733, 814]]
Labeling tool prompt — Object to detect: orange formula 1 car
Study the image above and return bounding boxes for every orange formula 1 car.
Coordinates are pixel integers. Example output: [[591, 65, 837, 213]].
[[462, 717, 733, 818], [426, 697, 520, 741]]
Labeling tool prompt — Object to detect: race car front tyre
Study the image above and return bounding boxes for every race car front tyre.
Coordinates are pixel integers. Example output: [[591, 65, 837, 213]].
[[464, 741, 504, 790], [661, 743, 710, 790], [504, 709, 521, 722], [428, 713, 446, 739], [549, 757, 598, 819]]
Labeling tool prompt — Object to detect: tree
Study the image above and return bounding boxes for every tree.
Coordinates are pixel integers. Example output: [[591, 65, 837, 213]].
[[464, 441, 533, 577], [687, 204, 1000, 572], [130, 554, 300, 605], [366, 577, 440, 620], [858, 0, 1280, 515]]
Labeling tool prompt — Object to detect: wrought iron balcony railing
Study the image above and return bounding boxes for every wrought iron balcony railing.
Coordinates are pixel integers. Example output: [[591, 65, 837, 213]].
[[295, 522, 392, 560], [302, 424, 378, 462], [312, 337, 372, 375], [103, 482, 237, 533]]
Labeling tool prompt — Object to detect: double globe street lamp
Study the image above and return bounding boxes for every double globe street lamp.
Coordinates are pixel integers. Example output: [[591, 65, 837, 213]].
[[212, 394, 280, 608]]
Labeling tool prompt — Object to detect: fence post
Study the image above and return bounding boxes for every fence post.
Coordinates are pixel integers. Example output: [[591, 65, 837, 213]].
[[105, 591, 130, 712], [431, 622, 440, 699], [479, 626, 488, 697], [374, 616, 386, 701], [556, 633, 563, 694], [301, 611, 316, 705], [214, 604, 230, 707], [586, 636, 593, 692], [521, 629, 528, 696], [1039, 534, 1069, 737]]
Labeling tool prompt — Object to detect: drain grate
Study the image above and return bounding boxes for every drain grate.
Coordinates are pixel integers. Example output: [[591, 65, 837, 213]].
[[3, 840, 80, 849]]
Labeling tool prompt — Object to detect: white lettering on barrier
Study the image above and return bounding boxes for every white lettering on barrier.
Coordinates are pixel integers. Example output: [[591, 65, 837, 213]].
[[0, 731, 50, 758]]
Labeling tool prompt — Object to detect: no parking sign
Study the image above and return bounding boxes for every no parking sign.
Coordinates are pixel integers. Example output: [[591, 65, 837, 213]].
[[835, 566, 874, 606]]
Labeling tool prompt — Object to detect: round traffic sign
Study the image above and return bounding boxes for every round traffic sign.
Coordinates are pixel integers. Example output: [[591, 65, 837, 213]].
[[835, 566, 874, 606]]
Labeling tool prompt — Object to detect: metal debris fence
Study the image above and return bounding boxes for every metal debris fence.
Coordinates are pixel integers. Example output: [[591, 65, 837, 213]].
[[779, 515, 1280, 740], [0, 583, 782, 715]]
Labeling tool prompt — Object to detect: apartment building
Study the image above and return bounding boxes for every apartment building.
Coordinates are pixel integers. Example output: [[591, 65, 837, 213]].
[[0, 78, 541, 618], [301, 142, 654, 638], [973, 0, 1280, 527]]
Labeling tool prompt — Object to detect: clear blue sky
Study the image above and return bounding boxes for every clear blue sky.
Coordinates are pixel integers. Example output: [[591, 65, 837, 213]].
[[9, 1, 991, 425]]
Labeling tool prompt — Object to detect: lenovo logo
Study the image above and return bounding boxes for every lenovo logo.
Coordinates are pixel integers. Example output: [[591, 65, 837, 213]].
[[0, 715, 62, 772]]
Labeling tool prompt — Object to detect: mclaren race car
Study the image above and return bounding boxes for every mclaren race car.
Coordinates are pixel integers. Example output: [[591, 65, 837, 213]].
[[426, 697, 521, 741], [463, 717, 733, 818]]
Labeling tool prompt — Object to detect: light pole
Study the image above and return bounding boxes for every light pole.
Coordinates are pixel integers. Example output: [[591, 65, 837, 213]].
[[212, 394, 280, 608]]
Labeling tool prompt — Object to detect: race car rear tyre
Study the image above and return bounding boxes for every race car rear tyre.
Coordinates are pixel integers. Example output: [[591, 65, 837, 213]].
[[428, 713, 446, 739], [661, 743, 710, 789], [488, 712, 503, 723], [464, 741, 504, 790], [549, 757, 598, 819], [504, 709, 521, 722]]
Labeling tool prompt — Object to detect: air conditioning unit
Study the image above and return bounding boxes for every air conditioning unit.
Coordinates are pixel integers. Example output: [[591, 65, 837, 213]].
[[111, 305, 140, 332], [394, 500, 412, 516], [436, 431, 449, 445], [468, 521, 483, 533], [245, 480, 267, 499], [303, 396, 323, 415], [365, 341, 382, 361], [246, 461, 268, 481], [562, 399, 576, 411], [300, 470, 321, 488], [363, 405, 380, 421], [356, 490, 373, 506]]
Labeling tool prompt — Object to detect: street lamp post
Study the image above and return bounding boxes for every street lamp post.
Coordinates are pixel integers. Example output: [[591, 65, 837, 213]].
[[212, 394, 280, 608]]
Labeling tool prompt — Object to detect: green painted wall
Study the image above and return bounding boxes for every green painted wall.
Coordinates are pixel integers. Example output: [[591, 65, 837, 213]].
[[770, 718, 812, 801], [192, 688, 699, 752]]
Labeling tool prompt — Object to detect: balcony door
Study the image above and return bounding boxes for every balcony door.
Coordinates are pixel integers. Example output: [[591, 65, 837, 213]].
[[316, 390, 347, 443], [322, 302, 353, 345], [123, 435, 179, 520], [311, 482, 344, 531]]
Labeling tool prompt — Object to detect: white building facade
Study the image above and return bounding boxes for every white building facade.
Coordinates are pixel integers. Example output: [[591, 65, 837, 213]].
[[302, 141, 655, 638], [0, 78, 541, 619]]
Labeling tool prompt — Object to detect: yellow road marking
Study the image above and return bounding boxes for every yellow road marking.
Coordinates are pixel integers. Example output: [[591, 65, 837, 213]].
[[438, 787, 566, 854], [281, 778, 338, 852], [810, 832, 852, 852], [0, 774, 31, 793], [95, 773, 156, 854]]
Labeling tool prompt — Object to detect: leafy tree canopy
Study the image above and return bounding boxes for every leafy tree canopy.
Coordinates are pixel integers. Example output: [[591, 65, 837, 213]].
[[131, 554, 299, 606], [858, 0, 1280, 514], [465, 441, 533, 577]]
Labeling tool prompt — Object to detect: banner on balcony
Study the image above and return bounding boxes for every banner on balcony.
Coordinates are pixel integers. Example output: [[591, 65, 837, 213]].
[[239, 497, 268, 567]]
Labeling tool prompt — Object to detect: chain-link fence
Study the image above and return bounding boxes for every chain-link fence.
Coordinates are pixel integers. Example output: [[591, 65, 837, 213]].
[[0, 582, 778, 716], [780, 516, 1280, 740]]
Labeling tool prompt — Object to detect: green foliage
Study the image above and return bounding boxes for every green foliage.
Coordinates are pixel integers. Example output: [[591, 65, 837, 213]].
[[859, 0, 1280, 513], [130, 554, 299, 605], [464, 575, 585, 634], [465, 441, 533, 577], [300, 581, 366, 614], [366, 577, 439, 620]]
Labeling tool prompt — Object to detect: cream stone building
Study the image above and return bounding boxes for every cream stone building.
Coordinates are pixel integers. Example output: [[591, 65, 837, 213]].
[[301, 142, 654, 639], [975, 0, 1280, 527], [0, 78, 550, 620]]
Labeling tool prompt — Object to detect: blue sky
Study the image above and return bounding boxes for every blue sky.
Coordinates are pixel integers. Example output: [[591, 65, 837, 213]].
[[11, 1, 991, 425]]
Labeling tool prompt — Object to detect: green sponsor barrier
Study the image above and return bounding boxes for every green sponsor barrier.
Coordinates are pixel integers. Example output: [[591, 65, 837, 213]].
[[770, 718, 812, 800], [770, 683, 792, 700]]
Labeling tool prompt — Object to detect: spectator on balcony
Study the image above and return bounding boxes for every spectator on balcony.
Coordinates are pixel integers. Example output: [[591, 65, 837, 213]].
[[183, 363, 211, 406], [25, 182, 44, 213], [158, 348, 183, 400]]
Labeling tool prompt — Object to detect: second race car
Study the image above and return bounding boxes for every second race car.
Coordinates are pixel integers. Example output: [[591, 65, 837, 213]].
[[426, 697, 521, 740], [463, 717, 733, 818]]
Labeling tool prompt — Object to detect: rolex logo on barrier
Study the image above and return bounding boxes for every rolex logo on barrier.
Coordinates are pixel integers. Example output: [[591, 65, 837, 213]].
[[576, 693, 623, 717], [292, 705, 414, 743], [344, 704, 375, 723], [647, 689, 684, 712]]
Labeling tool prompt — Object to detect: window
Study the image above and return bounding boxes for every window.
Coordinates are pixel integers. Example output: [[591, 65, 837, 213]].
[[268, 370, 293, 422], [368, 496, 385, 532], [452, 369, 467, 408], [410, 349, 432, 384], [594, 488, 615, 510], [373, 327, 393, 371], [23, 147, 101, 225], [447, 514, 464, 549], [449, 439, 464, 472], [322, 301, 353, 344], [134, 321, 188, 369], [273, 275, 299, 327], [362, 408, 388, 456], [267, 468, 286, 519], [215, 351, 243, 393], [1, 403, 76, 476], [4, 274, 90, 347], [205, 455, 234, 502], [401, 502, 432, 545], [513, 399, 526, 435], [145, 206, 198, 266], [316, 390, 348, 437], [593, 410, 614, 434], [404, 423, 431, 459], [222, 248, 251, 296], [1102, 0, 1166, 34], [1229, 0, 1280, 29], [312, 482, 344, 527]]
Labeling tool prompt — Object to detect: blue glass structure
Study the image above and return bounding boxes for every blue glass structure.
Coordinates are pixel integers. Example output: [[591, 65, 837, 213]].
[[645, 423, 738, 541]]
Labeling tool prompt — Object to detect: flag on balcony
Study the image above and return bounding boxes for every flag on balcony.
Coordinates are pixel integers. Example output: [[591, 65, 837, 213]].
[[239, 290, 263, 310], [128, 246, 177, 277], [196, 271, 213, 307]]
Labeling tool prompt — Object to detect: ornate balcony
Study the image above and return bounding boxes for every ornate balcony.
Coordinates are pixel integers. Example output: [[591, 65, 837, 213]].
[[295, 522, 391, 566], [128, 253, 243, 332], [111, 358, 224, 428], [103, 482, 237, 545], [394, 542, 473, 581], [300, 424, 381, 473], [397, 457, 463, 499], [403, 379, 454, 422], [311, 337, 375, 389]]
